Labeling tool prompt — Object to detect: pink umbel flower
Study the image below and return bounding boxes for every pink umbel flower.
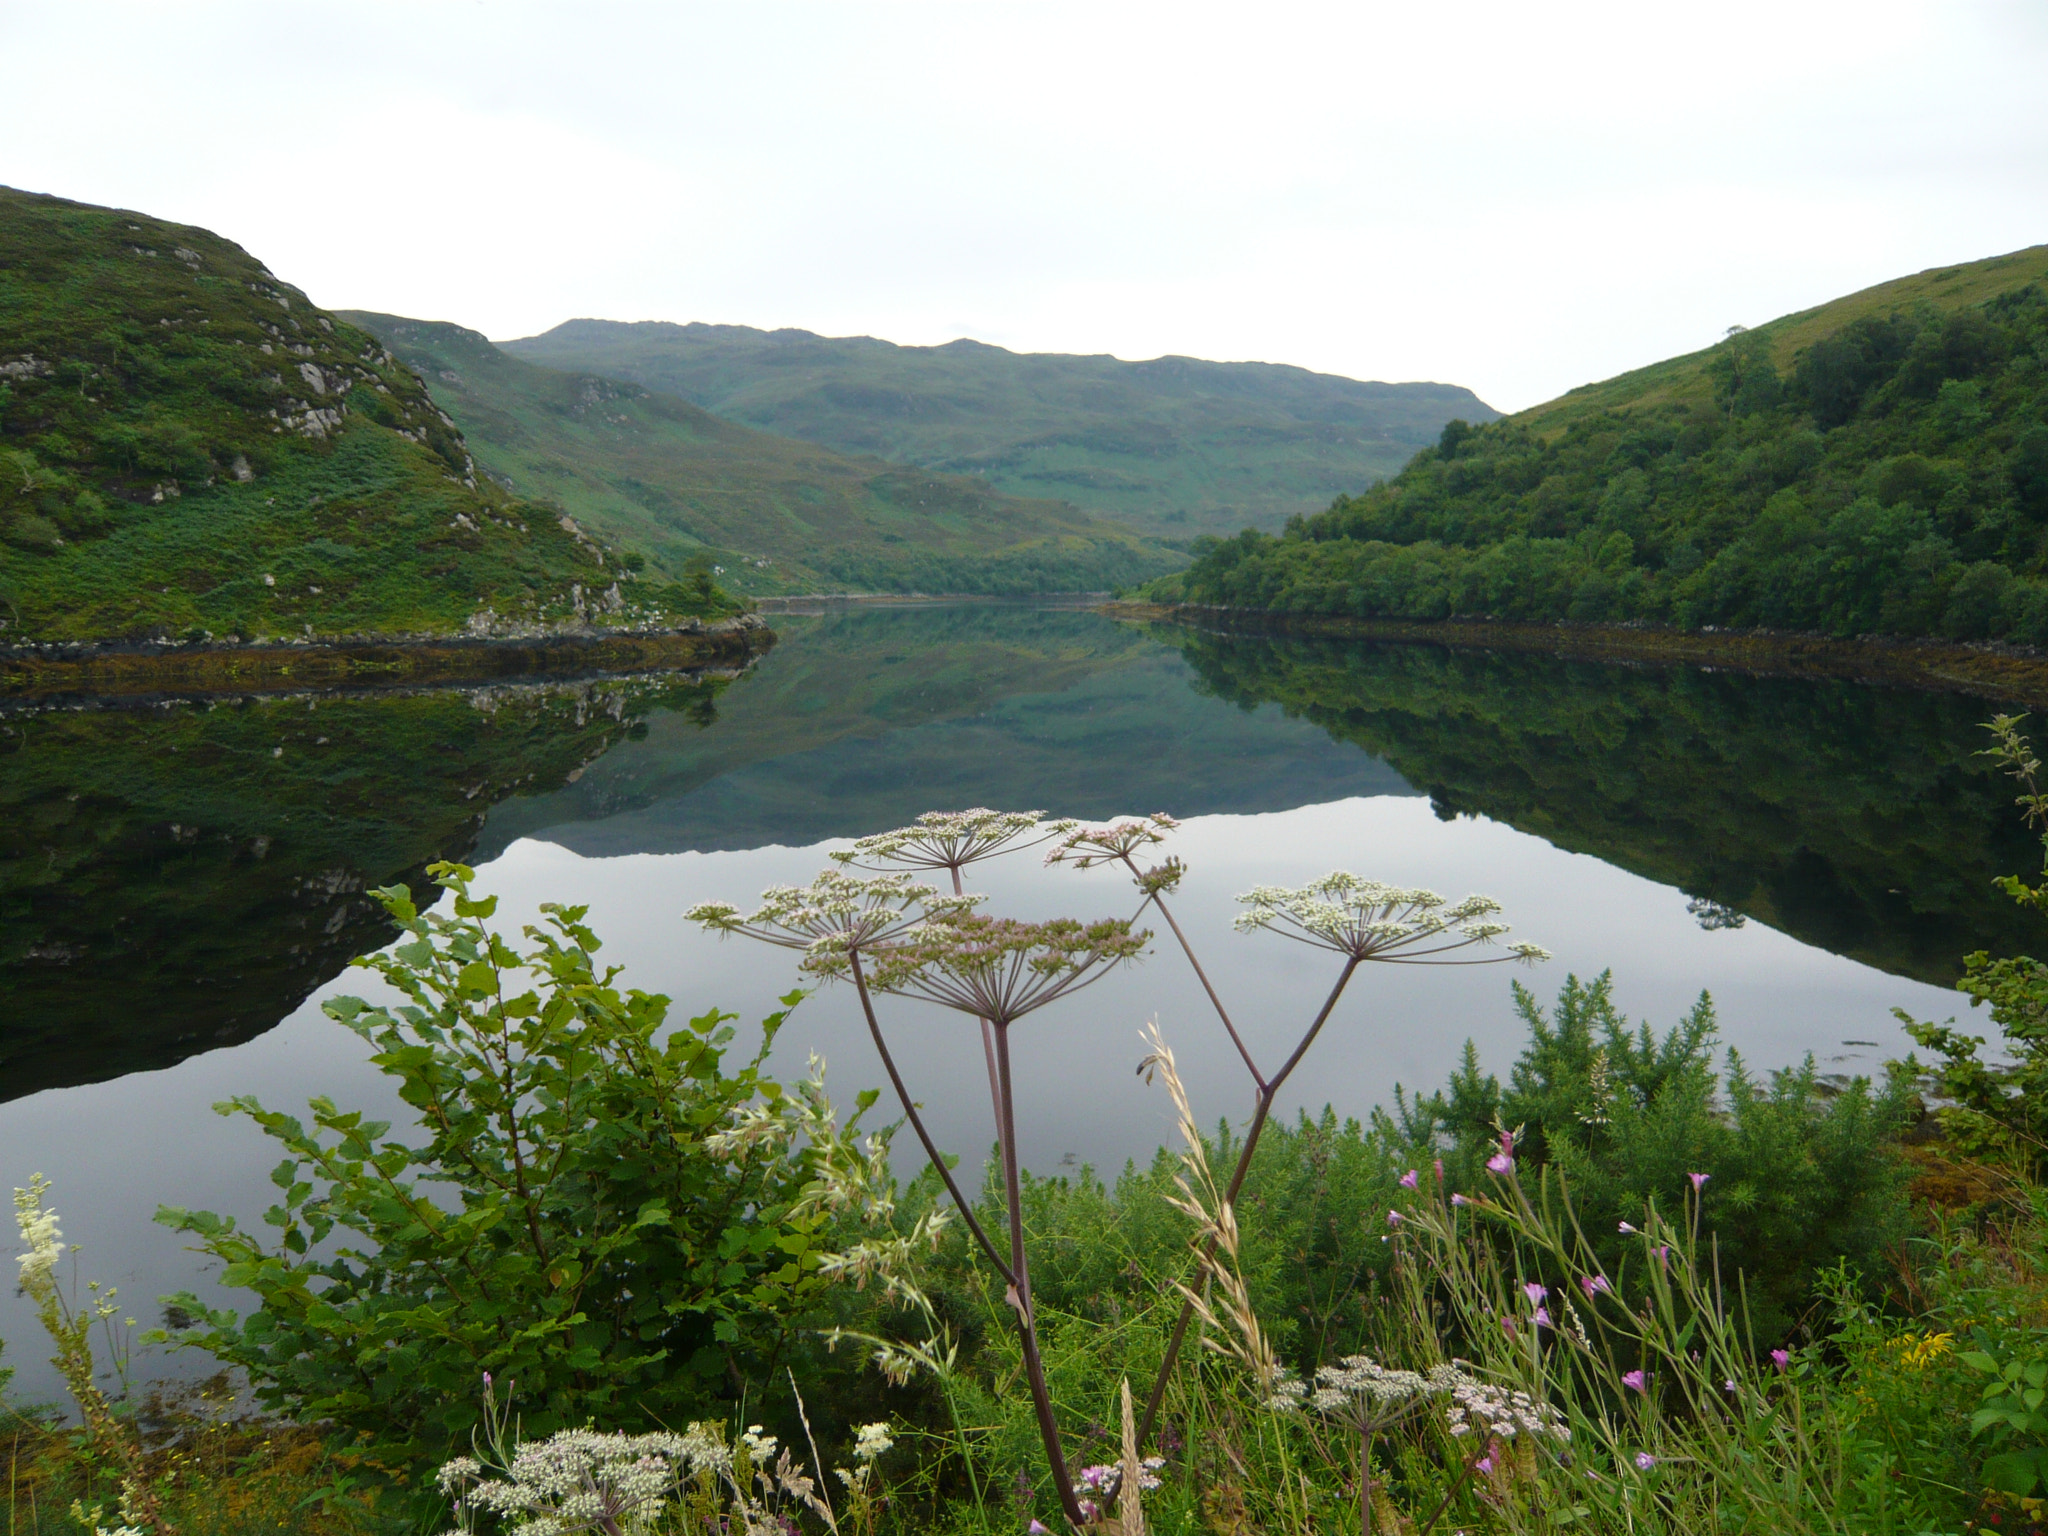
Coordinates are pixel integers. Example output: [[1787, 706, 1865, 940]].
[[1399, 1168, 1420, 1189], [1523, 1282, 1547, 1305], [1622, 1370, 1646, 1393], [1771, 1349, 1790, 1371], [1688, 1171, 1710, 1192], [1634, 1452, 1657, 1471]]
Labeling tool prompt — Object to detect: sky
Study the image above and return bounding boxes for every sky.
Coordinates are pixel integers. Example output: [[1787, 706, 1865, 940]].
[[4, 2, 2046, 412]]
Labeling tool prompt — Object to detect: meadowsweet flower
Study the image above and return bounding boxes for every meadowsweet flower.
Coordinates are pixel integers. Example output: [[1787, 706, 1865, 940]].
[[13, 1176, 63, 1290], [1688, 1171, 1710, 1191], [1634, 1452, 1658, 1471], [1232, 872, 1549, 964], [853, 1422, 894, 1461], [1622, 1370, 1646, 1393], [1400, 1168, 1419, 1189]]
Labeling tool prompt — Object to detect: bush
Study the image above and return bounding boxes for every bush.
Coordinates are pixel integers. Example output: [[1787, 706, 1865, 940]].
[[154, 862, 844, 1456]]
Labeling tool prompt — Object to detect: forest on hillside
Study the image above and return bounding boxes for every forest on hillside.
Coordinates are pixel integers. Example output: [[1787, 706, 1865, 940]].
[[1160, 282, 2048, 642]]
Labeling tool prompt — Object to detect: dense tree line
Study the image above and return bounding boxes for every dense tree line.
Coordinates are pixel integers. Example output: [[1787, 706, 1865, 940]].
[[1162, 283, 2048, 642]]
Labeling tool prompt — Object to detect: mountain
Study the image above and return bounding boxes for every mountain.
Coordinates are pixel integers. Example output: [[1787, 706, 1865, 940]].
[[499, 320, 1497, 536], [1157, 245, 2048, 645], [341, 313, 1178, 597], [0, 187, 732, 644]]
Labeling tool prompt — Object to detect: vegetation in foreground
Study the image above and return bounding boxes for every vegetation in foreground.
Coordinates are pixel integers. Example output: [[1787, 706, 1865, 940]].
[[501, 319, 1498, 538], [1150, 244, 2048, 647], [12, 747, 2048, 1533], [0, 187, 737, 644], [343, 314, 1182, 599]]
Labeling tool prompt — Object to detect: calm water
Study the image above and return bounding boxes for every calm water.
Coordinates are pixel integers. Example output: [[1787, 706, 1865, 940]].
[[0, 603, 2034, 1402]]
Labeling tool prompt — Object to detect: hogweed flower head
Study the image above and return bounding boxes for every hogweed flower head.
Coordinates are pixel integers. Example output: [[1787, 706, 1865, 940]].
[[832, 809, 1076, 875], [1445, 1378, 1570, 1443], [438, 1426, 729, 1536], [686, 869, 979, 977], [860, 912, 1149, 1022], [1308, 1356, 1468, 1431], [1045, 813, 1182, 872], [1232, 872, 1549, 964]]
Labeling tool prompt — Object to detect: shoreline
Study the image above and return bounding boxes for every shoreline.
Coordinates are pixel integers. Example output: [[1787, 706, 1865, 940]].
[[0, 615, 774, 702], [1105, 602, 2048, 706]]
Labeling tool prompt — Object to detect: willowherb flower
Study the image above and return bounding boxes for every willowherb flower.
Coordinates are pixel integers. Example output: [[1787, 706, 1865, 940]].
[[1523, 1282, 1547, 1305], [1399, 1168, 1419, 1189], [1622, 1370, 1646, 1394], [1486, 1130, 1517, 1176], [832, 809, 1078, 875], [686, 869, 979, 979], [858, 912, 1149, 1021], [1232, 872, 1549, 965], [1618, 1220, 1636, 1234], [1386, 1208, 1403, 1226], [1688, 1171, 1711, 1191], [1771, 1349, 1791, 1371], [1579, 1274, 1611, 1298], [1634, 1451, 1658, 1471]]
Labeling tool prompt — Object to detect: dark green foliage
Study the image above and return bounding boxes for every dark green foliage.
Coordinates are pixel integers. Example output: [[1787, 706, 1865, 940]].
[[154, 864, 837, 1455], [1159, 250, 2048, 643], [500, 319, 1500, 538], [0, 187, 732, 640], [1393, 972, 1915, 1340], [345, 314, 1181, 598]]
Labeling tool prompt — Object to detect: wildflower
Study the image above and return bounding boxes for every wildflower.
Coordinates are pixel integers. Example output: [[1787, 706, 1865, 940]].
[[1622, 1370, 1646, 1394], [1654, 1244, 1670, 1265], [1771, 1349, 1790, 1372], [1232, 872, 1549, 964], [1486, 1131, 1516, 1176], [1618, 1220, 1636, 1234], [1433, 1158, 1445, 1182], [1386, 1209, 1404, 1227], [1029, 1523, 1050, 1534], [1579, 1274, 1611, 1297], [13, 1177, 63, 1289], [853, 1422, 894, 1461], [1523, 1282, 1547, 1305], [1473, 1453, 1495, 1475], [1445, 1377, 1570, 1442], [1688, 1171, 1710, 1191], [1400, 1169, 1420, 1189], [835, 809, 1077, 874], [1635, 1452, 1658, 1471], [1533, 1308, 1552, 1328], [1451, 1193, 1470, 1206], [1724, 1379, 1737, 1393], [1044, 813, 1179, 871]]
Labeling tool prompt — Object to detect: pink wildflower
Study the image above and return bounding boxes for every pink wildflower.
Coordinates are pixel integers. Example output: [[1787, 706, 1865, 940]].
[[1771, 1349, 1790, 1372], [1387, 1208, 1404, 1226], [1399, 1168, 1420, 1189], [1523, 1282, 1547, 1305], [1653, 1244, 1670, 1264], [1473, 1453, 1495, 1475], [1579, 1274, 1611, 1297], [1622, 1370, 1646, 1393], [1451, 1193, 1470, 1206], [1688, 1171, 1710, 1191], [1634, 1452, 1657, 1471], [1434, 1158, 1445, 1183], [1618, 1220, 1636, 1234], [1533, 1307, 1552, 1328], [1029, 1524, 1050, 1535]]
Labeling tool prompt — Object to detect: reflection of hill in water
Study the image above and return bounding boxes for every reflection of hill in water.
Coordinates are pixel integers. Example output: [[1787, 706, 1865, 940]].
[[479, 606, 1416, 858], [1157, 627, 2039, 986], [0, 674, 729, 1100]]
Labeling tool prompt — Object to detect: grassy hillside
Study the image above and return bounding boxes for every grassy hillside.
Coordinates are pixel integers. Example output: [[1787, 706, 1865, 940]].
[[344, 313, 1179, 597], [1159, 245, 2048, 644], [0, 187, 734, 643], [500, 319, 1497, 536]]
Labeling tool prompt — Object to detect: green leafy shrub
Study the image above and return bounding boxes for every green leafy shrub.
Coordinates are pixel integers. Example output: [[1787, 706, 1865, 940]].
[[154, 862, 844, 1455]]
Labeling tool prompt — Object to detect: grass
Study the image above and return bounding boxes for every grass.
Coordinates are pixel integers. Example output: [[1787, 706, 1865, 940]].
[[0, 186, 734, 643], [497, 320, 1499, 537], [339, 313, 1182, 597]]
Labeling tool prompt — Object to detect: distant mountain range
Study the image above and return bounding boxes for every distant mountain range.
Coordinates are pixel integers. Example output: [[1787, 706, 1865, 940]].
[[501, 320, 1498, 536], [343, 313, 1175, 597]]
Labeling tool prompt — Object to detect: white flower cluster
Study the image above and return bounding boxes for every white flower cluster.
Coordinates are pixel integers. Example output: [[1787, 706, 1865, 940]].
[[438, 1427, 728, 1536], [1233, 872, 1549, 965], [1310, 1355, 1466, 1415], [14, 1175, 63, 1292], [832, 809, 1074, 872], [852, 1421, 894, 1461], [1044, 813, 1181, 871], [686, 869, 979, 968], [1445, 1379, 1570, 1443]]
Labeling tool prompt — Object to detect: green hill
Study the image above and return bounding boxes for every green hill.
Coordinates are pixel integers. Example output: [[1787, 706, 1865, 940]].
[[341, 313, 1178, 597], [499, 319, 1497, 536], [0, 187, 732, 644], [1159, 245, 2048, 644]]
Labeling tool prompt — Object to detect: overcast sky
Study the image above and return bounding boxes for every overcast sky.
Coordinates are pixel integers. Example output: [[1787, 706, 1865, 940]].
[[5, 2, 2046, 411]]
